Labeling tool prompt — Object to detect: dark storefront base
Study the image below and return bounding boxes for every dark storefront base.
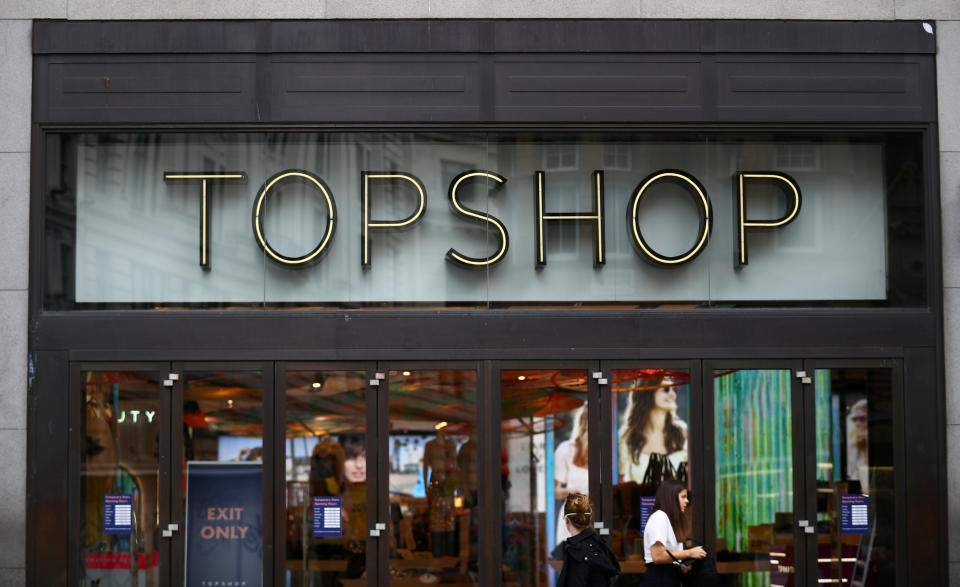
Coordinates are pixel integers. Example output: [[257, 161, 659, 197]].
[[29, 310, 945, 585]]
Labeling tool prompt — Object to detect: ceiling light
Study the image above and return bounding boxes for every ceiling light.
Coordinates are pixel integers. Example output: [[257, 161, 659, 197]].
[[312, 382, 322, 389], [518, 375, 526, 381], [402, 371, 411, 376], [435, 422, 448, 430]]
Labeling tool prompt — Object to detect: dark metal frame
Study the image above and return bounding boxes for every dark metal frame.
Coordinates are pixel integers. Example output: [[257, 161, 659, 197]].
[[276, 361, 378, 586], [26, 18, 947, 586], [702, 360, 806, 584], [801, 358, 906, 586], [375, 361, 486, 585], [171, 362, 276, 585], [67, 363, 173, 587]]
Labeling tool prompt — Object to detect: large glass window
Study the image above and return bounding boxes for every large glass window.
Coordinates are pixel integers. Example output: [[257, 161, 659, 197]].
[[43, 131, 925, 310]]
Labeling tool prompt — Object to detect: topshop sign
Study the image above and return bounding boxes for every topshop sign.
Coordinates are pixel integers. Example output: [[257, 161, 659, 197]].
[[163, 168, 800, 271], [71, 136, 887, 303]]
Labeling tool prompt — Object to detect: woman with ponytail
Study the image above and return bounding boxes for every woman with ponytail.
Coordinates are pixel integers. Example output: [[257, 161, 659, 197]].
[[553, 493, 620, 586]]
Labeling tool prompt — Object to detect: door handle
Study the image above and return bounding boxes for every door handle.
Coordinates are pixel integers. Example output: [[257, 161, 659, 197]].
[[797, 519, 815, 533]]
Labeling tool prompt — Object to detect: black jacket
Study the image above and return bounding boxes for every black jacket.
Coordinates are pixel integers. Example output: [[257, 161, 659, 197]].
[[552, 529, 621, 587]]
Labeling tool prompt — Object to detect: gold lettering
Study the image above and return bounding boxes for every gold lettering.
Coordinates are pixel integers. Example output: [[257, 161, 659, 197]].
[[627, 170, 712, 266], [445, 170, 509, 268], [253, 170, 337, 266], [735, 172, 802, 266], [361, 172, 427, 268], [163, 172, 247, 269], [534, 170, 606, 267]]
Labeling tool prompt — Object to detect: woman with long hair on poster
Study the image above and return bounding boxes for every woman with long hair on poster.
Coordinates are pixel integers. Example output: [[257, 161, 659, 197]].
[[618, 375, 687, 490], [554, 405, 589, 545]]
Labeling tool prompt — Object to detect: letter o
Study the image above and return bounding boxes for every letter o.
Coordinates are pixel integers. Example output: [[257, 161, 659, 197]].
[[252, 170, 337, 266], [626, 170, 712, 266], [201, 526, 215, 539]]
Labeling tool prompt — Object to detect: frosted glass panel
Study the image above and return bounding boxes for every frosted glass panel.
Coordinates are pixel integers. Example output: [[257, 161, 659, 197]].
[[47, 132, 898, 307]]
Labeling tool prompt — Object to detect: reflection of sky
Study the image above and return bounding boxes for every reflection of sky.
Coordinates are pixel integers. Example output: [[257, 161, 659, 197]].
[[217, 435, 263, 462]]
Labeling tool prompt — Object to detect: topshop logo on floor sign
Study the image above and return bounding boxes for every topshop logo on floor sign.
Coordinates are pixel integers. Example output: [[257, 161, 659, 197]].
[[312, 496, 343, 538], [841, 494, 870, 534], [103, 494, 132, 535]]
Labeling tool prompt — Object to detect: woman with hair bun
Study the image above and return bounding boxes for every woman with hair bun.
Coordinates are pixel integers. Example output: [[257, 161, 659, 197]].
[[553, 493, 620, 586], [642, 480, 706, 586]]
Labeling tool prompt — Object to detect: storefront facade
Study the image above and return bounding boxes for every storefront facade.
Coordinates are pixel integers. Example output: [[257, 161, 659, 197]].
[[25, 19, 947, 586]]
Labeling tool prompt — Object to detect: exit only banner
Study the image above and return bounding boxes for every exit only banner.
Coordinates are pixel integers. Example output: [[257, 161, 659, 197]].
[[185, 462, 262, 586]]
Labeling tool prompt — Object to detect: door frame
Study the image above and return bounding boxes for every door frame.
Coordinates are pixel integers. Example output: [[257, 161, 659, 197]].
[[598, 359, 704, 553], [171, 361, 275, 586], [373, 361, 488, 586], [702, 359, 806, 586], [800, 358, 905, 586], [275, 361, 377, 587], [68, 362, 174, 587], [491, 360, 599, 586], [64, 356, 909, 587]]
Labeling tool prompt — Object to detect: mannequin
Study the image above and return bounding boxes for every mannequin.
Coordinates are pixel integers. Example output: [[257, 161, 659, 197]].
[[457, 430, 479, 507], [423, 427, 459, 557]]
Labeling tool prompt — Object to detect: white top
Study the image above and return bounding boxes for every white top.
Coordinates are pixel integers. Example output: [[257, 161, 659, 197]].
[[554, 439, 590, 494], [554, 439, 590, 545], [643, 510, 680, 564]]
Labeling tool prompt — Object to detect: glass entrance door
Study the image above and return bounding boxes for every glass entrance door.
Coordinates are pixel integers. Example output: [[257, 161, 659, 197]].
[[75, 365, 170, 587], [173, 364, 271, 586], [601, 362, 700, 585], [706, 361, 900, 587], [804, 362, 899, 586], [708, 364, 803, 587], [280, 364, 375, 587], [74, 359, 899, 587], [279, 363, 484, 587], [380, 365, 481, 586], [497, 364, 596, 587]]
